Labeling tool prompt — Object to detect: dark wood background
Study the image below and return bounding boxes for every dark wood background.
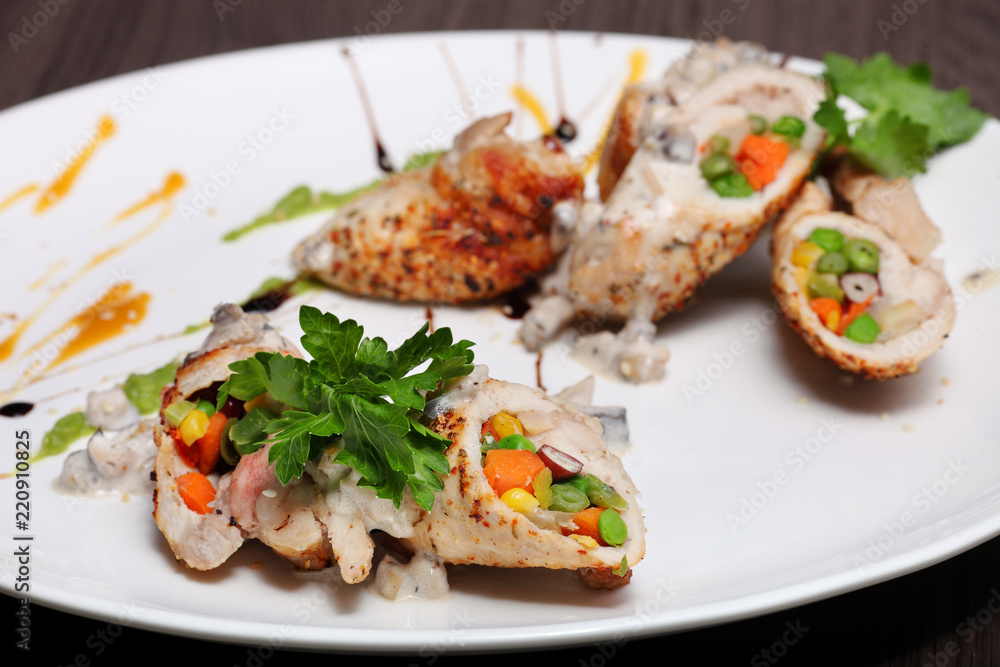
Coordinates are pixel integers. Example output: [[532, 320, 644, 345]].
[[2, 1, 998, 665]]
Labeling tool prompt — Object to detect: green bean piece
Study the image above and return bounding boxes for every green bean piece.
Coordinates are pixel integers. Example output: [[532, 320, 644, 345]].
[[844, 313, 880, 343], [816, 251, 849, 276], [496, 434, 536, 453], [700, 153, 737, 182], [547, 483, 590, 513], [807, 228, 845, 252], [806, 273, 845, 302], [219, 418, 241, 467], [706, 134, 730, 154], [598, 509, 628, 547], [844, 239, 880, 273], [164, 400, 196, 427], [711, 172, 754, 198], [566, 473, 629, 511], [772, 115, 806, 139], [748, 114, 768, 135]]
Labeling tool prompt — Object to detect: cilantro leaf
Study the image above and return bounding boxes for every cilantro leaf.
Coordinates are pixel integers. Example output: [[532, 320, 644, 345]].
[[816, 52, 987, 178], [215, 306, 475, 510]]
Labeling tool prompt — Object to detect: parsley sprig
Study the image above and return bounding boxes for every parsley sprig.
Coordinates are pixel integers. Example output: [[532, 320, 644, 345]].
[[814, 53, 987, 178], [216, 305, 475, 510]]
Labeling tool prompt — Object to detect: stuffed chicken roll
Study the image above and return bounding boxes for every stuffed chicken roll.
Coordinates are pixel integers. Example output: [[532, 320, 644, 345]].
[[771, 172, 955, 379]]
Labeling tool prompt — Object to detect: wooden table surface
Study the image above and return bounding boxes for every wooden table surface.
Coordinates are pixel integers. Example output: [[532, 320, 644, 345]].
[[2, 1, 998, 665]]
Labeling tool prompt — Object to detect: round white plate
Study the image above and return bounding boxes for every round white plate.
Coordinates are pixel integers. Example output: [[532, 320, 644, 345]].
[[1, 31, 998, 654]]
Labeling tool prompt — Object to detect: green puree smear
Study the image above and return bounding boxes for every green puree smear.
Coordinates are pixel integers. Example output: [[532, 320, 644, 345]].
[[34, 412, 95, 463], [32, 361, 181, 464], [222, 150, 444, 242]]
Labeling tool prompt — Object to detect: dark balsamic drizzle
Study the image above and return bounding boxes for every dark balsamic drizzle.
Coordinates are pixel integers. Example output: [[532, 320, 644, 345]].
[[241, 281, 294, 314], [548, 32, 577, 143], [0, 401, 33, 417], [342, 46, 394, 173], [498, 282, 537, 320], [535, 351, 546, 393]]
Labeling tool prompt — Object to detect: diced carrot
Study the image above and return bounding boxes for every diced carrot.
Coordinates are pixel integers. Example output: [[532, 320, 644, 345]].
[[481, 420, 500, 442], [171, 426, 200, 468], [176, 472, 216, 515], [482, 448, 546, 498], [567, 507, 607, 546], [809, 297, 843, 332], [737, 134, 789, 190], [838, 297, 875, 336], [196, 411, 229, 475]]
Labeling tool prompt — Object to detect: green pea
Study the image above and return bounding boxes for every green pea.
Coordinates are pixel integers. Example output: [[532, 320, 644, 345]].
[[844, 239, 880, 273], [598, 509, 628, 547], [164, 400, 195, 427], [565, 474, 628, 511], [772, 115, 806, 139], [547, 483, 590, 513], [844, 313, 880, 343], [711, 172, 754, 198], [807, 228, 844, 252], [806, 273, 845, 302], [706, 134, 730, 154], [196, 399, 216, 418], [219, 418, 241, 467], [700, 153, 737, 182], [816, 251, 849, 275], [748, 114, 768, 135], [496, 434, 536, 453]]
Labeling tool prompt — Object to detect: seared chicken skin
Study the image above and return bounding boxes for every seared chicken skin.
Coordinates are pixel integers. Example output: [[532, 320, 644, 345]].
[[522, 41, 826, 382], [154, 305, 644, 591], [294, 113, 584, 303], [771, 168, 955, 379]]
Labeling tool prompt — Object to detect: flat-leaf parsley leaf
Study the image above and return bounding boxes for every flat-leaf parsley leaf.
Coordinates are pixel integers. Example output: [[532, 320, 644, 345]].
[[216, 305, 475, 510]]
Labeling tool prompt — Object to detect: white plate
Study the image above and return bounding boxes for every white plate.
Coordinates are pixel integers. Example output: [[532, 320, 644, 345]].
[[1, 31, 999, 654]]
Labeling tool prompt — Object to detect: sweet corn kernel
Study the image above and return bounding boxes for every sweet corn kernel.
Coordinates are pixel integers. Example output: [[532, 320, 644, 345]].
[[569, 534, 600, 549], [500, 488, 540, 513], [791, 241, 825, 269], [490, 412, 523, 439], [179, 409, 210, 445], [825, 309, 841, 332], [793, 267, 810, 294]]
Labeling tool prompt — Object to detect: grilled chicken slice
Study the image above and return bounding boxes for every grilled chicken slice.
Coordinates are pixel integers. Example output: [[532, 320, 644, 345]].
[[415, 366, 645, 588], [153, 304, 300, 570], [597, 39, 773, 200], [294, 112, 584, 303], [522, 41, 826, 382], [771, 176, 955, 379]]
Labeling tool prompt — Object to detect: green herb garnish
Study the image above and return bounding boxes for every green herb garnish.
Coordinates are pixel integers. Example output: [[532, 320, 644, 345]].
[[215, 305, 474, 510], [814, 53, 987, 178]]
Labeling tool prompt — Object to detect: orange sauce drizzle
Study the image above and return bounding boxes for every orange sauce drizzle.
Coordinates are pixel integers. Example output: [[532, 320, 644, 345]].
[[509, 84, 553, 136], [111, 171, 186, 224], [581, 48, 648, 173], [49, 282, 151, 367], [35, 115, 117, 214], [28, 259, 69, 291], [0, 184, 39, 215]]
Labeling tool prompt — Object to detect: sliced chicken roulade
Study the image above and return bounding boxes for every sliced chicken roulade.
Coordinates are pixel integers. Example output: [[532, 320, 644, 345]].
[[294, 112, 584, 304], [522, 40, 826, 383], [770, 167, 955, 379]]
